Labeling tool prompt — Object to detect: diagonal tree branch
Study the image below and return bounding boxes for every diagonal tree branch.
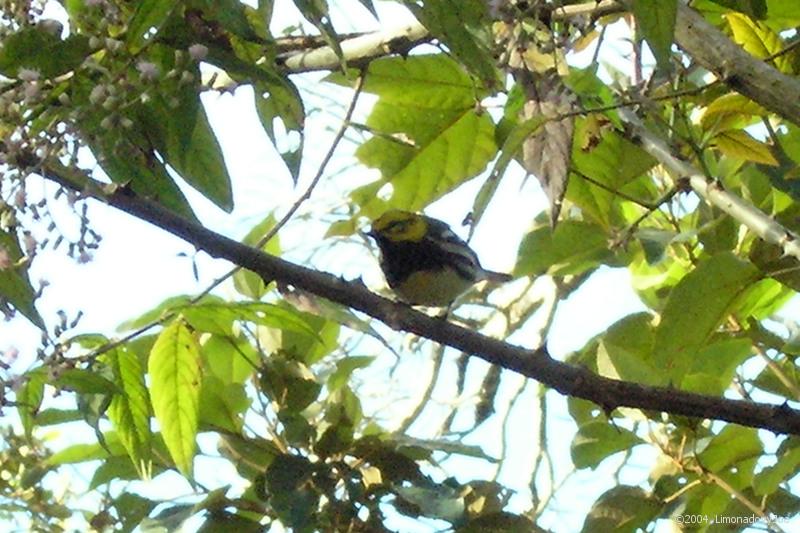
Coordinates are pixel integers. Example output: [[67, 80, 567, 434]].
[[279, 22, 430, 72], [671, 1, 800, 127], [39, 165, 800, 436], [618, 107, 800, 261]]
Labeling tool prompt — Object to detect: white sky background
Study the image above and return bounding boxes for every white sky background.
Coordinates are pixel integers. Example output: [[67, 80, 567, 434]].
[[2, 0, 799, 531]]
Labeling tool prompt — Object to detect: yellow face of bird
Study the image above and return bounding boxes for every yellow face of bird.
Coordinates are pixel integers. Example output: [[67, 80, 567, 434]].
[[370, 210, 427, 242]]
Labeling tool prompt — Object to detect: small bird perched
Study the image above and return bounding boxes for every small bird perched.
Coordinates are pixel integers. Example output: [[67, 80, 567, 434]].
[[367, 210, 512, 306]]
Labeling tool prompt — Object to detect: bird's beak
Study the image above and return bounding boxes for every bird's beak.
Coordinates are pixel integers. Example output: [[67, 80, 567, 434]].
[[363, 229, 376, 240]]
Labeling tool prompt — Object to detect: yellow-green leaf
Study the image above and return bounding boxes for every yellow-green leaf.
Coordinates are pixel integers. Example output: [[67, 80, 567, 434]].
[[713, 129, 778, 166], [652, 253, 759, 384], [105, 347, 152, 479], [726, 12, 794, 73], [148, 319, 201, 478], [701, 93, 767, 133]]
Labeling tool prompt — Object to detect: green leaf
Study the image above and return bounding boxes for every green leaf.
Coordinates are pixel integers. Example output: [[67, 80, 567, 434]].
[[596, 313, 661, 386], [148, 319, 201, 478], [16, 368, 45, 438], [0, 229, 44, 328], [259, 357, 321, 413], [334, 55, 496, 214], [105, 347, 152, 479], [731, 278, 793, 320], [700, 93, 767, 133], [569, 120, 656, 229], [201, 333, 258, 384], [35, 408, 83, 426], [712, 129, 778, 166], [218, 434, 280, 480], [278, 310, 339, 365], [629, 254, 691, 310], [754, 438, 800, 495], [47, 433, 126, 465], [233, 214, 281, 299], [571, 421, 643, 469], [652, 253, 759, 384], [581, 486, 662, 532], [55, 368, 119, 394], [292, 0, 345, 71], [356, 109, 496, 213], [314, 420, 354, 457], [514, 220, 618, 277], [726, 11, 793, 73], [140, 503, 196, 532], [407, 0, 498, 85], [127, 0, 180, 53], [90, 456, 141, 489], [113, 493, 158, 533], [632, 0, 677, 71], [0, 27, 90, 78], [254, 78, 305, 182], [328, 356, 375, 391], [394, 484, 465, 523], [135, 48, 234, 212], [264, 453, 318, 529], [708, 0, 767, 19], [198, 375, 248, 432], [682, 338, 753, 395], [699, 425, 762, 471], [94, 137, 198, 220], [181, 301, 315, 338]]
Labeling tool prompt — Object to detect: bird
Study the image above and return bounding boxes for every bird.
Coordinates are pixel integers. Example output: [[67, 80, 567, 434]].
[[366, 210, 512, 306]]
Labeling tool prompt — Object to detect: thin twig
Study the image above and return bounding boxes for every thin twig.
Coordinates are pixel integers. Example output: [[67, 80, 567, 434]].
[[76, 69, 369, 364], [393, 344, 446, 435]]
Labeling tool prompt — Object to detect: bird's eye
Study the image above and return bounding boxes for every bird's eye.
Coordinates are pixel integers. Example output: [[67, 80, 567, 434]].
[[387, 220, 408, 233]]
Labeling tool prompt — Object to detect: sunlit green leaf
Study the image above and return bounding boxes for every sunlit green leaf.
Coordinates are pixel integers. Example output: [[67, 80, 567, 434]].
[[569, 120, 657, 229], [148, 319, 201, 478], [712, 129, 778, 166], [652, 253, 759, 384], [105, 347, 152, 479], [681, 338, 753, 395], [699, 425, 762, 471], [201, 333, 258, 384], [406, 0, 498, 85], [726, 11, 794, 73], [333, 55, 496, 214], [596, 313, 661, 386]]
